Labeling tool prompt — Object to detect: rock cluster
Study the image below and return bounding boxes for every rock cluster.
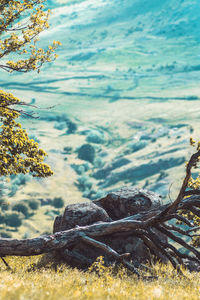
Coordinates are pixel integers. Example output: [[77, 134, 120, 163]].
[[53, 187, 164, 269]]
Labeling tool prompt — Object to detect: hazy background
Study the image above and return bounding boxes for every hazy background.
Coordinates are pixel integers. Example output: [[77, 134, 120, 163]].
[[1, 0, 200, 237]]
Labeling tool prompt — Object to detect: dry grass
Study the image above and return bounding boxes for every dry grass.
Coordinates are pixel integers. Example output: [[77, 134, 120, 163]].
[[0, 256, 199, 300]]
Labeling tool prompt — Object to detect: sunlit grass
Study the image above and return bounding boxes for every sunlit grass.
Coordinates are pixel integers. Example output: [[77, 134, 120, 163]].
[[0, 256, 199, 300]]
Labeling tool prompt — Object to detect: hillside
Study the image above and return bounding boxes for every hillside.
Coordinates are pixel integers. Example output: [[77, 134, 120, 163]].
[[1, 0, 200, 238]]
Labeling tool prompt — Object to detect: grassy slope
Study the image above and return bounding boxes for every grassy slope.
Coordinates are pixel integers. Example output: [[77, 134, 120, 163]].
[[1, 0, 200, 239], [2, 95, 200, 239], [0, 256, 199, 300]]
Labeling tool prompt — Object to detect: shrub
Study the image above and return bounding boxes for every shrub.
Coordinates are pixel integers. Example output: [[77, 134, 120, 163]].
[[54, 121, 66, 130], [71, 163, 91, 175], [78, 144, 95, 163], [52, 197, 64, 208], [91, 190, 106, 200], [63, 146, 73, 154], [67, 121, 77, 134], [76, 175, 93, 192], [86, 130, 104, 144], [125, 141, 147, 154], [12, 202, 30, 218], [0, 199, 10, 211], [0, 231, 12, 238], [4, 212, 22, 227], [0, 212, 5, 224], [8, 184, 18, 197], [94, 157, 104, 168], [28, 199, 40, 210]]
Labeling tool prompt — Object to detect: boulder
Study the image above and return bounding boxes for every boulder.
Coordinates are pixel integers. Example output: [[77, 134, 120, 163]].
[[53, 187, 166, 268], [93, 187, 162, 220], [53, 202, 111, 233]]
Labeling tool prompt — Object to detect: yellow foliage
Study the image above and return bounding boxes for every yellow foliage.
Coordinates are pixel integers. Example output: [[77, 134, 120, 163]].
[[0, 256, 199, 300], [0, 90, 53, 177], [0, 0, 61, 72], [0, 1, 59, 177], [178, 138, 200, 247]]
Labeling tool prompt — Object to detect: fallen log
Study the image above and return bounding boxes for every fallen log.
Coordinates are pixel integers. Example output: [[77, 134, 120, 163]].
[[0, 147, 200, 276], [0, 193, 200, 274]]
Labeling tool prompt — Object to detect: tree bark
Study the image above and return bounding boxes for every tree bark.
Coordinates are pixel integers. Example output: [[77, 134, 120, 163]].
[[0, 195, 199, 275], [1, 145, 200, 276]]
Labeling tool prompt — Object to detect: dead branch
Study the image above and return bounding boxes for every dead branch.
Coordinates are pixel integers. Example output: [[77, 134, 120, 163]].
[[0, 257, 12, 270], [1, 146, 200, 276], [0, 193, 199, 276], [163, 150, 200, 214], [81, 235, 140, 276]]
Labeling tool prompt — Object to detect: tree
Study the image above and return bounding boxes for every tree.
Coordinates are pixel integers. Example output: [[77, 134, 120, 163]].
[[0, 0, 60, 73], [0, 90, 53, 177], [0, 0, 61, 177]]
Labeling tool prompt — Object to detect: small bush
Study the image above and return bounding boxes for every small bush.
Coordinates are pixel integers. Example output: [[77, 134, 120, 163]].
[[54, 121, 66, 130], [12, 202, 30, 218], [94, 157, 104, 168], [28, 199, 40, 210], [76, 175, 93, 192], [78, 144, 95, 163], [4, 212, 22, 227], [63, 146, 73, 154], [8, 184, 18, 197], [86, 130, 104, 144], [71, 163, 91, 175], [0, 231, 12, 238], [66, 121, 77, 134], [125, 141, 147, 154], [0, 199, 10, 211], [0, 212, 5, 224], [52, 197, 64, 208]]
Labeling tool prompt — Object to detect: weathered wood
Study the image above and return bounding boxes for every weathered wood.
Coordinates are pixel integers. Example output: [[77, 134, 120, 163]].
[[0, 190, 199, 275], [162, 149, 200, 214], [0, 195, 198, 252], [81, 235, 141, 276], [0, 218, 148, 256], [53, 187, 166, 266]]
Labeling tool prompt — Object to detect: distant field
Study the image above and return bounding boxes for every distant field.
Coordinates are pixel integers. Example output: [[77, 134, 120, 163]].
[[0, 95, 200, 239], [1, 0, 200, 239]]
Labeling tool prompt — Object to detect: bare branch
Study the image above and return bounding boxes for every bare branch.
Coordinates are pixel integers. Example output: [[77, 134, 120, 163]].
[[164, 150, 200, 214], [184, 190, 200, 196], [156, 225, 200, 260], [186, 226, 200, 234]]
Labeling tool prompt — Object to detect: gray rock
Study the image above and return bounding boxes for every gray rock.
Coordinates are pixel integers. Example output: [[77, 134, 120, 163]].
[[93, 187, 162, 220], [52, 187, 166, 269], [53, 202, 111, 233]]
